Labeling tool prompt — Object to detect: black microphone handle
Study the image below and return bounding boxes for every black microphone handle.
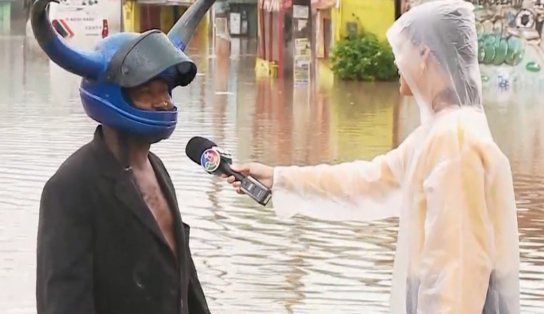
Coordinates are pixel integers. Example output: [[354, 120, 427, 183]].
[[217, 160, 272, 206], [219, 163, 246, 182]]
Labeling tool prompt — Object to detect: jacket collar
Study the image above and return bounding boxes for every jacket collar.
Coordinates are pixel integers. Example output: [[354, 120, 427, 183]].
[[88, 125, 186, 266], [88, 125, 128, 180]]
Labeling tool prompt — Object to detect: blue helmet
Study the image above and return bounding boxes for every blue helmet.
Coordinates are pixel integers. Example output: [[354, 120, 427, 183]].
[[31, 0, 216, 142]]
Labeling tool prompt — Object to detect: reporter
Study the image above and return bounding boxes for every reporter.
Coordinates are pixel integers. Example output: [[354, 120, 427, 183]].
[[224, 1, 520, 313]]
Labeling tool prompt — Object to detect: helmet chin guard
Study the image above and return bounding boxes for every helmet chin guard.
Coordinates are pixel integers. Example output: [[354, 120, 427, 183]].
[[31, 0, 217, 142]]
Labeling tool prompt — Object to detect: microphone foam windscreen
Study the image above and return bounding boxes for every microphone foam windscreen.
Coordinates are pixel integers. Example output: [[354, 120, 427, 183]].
[[185, 136, 217, 165]]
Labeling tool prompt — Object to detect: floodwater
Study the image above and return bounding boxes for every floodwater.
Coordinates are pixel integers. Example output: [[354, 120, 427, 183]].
[[0, 35, 543, 313]]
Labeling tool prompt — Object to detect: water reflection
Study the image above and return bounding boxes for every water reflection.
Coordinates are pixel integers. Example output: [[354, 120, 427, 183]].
[[0, 37, 543, 313]]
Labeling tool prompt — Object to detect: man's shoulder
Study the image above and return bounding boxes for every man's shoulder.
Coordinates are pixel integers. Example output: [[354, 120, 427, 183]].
[[149, 151, 176, 188], [45, 142, 96, 190], [149, 151, 168, 171]]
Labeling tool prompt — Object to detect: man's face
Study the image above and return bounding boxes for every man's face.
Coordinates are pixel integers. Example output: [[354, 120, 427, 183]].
[[126, 79, 174, 111]]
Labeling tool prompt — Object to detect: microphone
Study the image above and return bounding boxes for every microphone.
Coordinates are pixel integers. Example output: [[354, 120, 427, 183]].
[[185, 136, 272, 206]]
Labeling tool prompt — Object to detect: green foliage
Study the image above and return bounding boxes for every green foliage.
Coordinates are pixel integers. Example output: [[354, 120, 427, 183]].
[[330, 31, 398, 82]]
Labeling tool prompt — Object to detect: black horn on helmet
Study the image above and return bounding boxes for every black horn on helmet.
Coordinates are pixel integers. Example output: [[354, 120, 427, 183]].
[[167, 0, 217, 50]]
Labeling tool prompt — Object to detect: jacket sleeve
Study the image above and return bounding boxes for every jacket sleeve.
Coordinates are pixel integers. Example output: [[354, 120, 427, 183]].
[[187, 253, 211, 314], [417, 146, 493, 313], [184, 225, 210, 314], [270, 130, 416, 221], [36, 177, 96, 314]]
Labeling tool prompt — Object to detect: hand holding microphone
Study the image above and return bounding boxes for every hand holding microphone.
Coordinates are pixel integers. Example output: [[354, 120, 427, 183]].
[[225, 163, 274, 195], [185, 136, 274, 206]]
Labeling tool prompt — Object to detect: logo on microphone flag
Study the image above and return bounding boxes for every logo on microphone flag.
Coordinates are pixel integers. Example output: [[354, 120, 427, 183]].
[[201, 148, 221, 173]]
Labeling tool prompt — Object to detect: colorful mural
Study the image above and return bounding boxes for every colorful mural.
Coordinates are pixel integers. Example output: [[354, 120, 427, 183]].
[[473, 0, 543, 88], [403, 0, 544, 89]]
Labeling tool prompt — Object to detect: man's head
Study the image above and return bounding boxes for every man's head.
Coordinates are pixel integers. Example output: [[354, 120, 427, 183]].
[[31, 0, 216, 143]]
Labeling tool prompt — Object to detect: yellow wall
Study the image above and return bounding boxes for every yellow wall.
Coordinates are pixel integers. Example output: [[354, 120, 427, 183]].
[[122, 3, 209, 36], [122, 1, 140, 32], [333, 0, 395, 41], [160, 6, 174, 33]]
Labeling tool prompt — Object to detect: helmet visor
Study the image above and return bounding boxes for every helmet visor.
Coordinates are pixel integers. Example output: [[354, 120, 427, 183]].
[[106, 30, 197, 88]]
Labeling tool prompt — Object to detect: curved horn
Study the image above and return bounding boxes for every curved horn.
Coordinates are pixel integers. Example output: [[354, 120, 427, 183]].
[[31, 0, 105, 79], [167, 0, 217, 51]]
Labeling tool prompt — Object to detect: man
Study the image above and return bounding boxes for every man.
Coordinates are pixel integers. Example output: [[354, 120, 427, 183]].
[[31, 0, 215, 313]]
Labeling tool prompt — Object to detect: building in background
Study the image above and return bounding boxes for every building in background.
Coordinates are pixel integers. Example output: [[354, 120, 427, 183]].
[[122, 0, 209, 53], [1, 0, 27, 35], [330, 0, 396, 42], [123, 0, 200, 33], [256, 0, 313, 82], [256, 0, 398, 80], [227, 0, 258, 38], [256, 0, 289, 78], [401, 0, 544, 88], [0, 0, 13, 35], [46, 0, 122, 50], [312, 0, 335, 60]]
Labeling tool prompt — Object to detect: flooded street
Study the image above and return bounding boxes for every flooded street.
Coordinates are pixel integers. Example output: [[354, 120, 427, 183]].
[[0, 35, 543, 313]]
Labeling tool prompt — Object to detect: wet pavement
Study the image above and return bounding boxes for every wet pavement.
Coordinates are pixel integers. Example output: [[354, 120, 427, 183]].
[[0, 36, 543, 313]]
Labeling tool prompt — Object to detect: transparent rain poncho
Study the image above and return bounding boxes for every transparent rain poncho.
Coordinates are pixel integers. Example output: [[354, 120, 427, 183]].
[[270, 0, 520, 312]]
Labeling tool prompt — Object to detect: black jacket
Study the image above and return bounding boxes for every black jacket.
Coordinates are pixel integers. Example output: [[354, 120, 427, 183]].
[[36, 126, 210, 314]]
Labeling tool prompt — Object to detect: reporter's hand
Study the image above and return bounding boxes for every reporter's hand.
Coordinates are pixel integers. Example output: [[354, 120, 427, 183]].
[[224, 162, 274, 194]]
